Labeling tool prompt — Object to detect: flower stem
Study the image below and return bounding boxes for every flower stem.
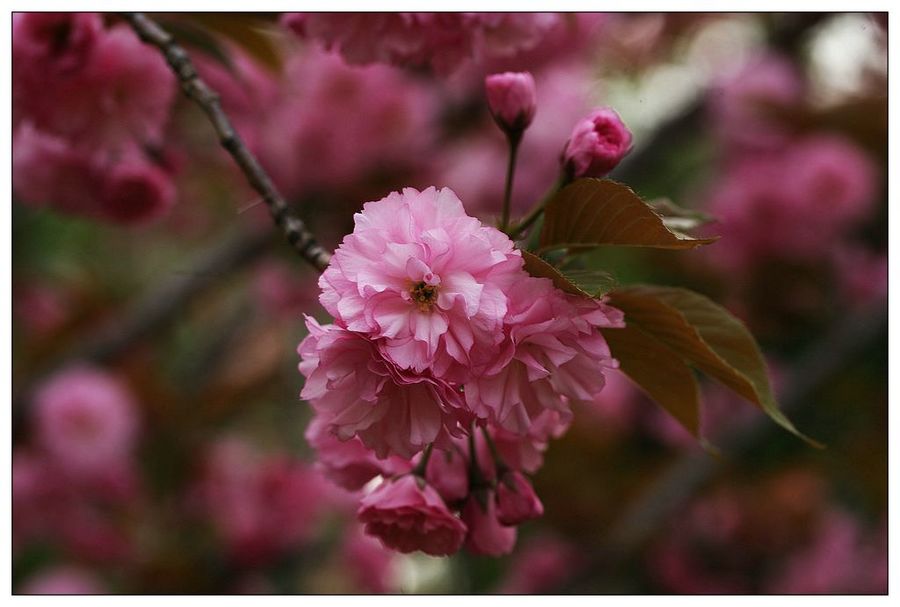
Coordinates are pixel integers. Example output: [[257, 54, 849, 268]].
[[412, 442, 435, 477], [480, 426, 509, 477], [500, 132, 522, 232], [506, 172, 568, 241]]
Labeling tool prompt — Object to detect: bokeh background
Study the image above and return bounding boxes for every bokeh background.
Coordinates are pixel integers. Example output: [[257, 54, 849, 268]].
[[11, 12, 887, 594]]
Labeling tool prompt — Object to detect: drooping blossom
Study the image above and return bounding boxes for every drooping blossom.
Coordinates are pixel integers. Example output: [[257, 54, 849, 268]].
[[495, 470, 544, 526], [465, 275, 623, 434], [283, 12, 561, 74], [461, 493, 517, 556], [424, 445, 470, 503], [485, 71, 537, 134], [33, 366, 139, 478], [318, 186, 523, 379], [299, 317, 470, 459], [562, 107, 633, 178], [305, 414, 412, 491], [357, 475, 467, 556]]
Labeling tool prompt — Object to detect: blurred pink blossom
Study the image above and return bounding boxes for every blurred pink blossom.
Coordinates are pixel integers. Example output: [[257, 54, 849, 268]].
[[340, 525, 401, 593], [283, 12, 561, 74], [20, 566, 104, 595], [709, 53, 804, 152], [33, 367, 139, 478], [194, 438, 328, 566], [357, 475, 467, 556], [498, 534, 581, 593]]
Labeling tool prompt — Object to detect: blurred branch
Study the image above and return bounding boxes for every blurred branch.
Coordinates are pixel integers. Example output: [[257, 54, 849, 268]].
[[122, 12, 332, 272], [569, 298, 886, 590], [610, 13, 828, 188], [12, 227, 271, 433]]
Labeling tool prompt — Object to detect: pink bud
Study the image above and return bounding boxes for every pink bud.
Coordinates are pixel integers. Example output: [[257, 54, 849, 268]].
[[562, 107, 632, 178], [496, 471, 544, 526], [485, 71, 537, 134], [100, 158, 176, 225], [425, 447, 469, 503]]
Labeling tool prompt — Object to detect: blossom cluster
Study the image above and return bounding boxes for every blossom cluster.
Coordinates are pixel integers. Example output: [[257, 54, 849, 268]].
[[298, 186, 623, 556], [12, 13, 178, 224], [282, 12, 562, 73]]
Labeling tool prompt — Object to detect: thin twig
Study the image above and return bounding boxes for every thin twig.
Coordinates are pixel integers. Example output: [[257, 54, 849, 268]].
[[121, 12, 332, 272]]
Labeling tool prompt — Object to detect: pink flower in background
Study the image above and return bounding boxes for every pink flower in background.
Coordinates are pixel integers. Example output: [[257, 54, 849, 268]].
[[319, 186, 523, 378], [498, 534, 581, 593], [465, 276, 622, 434], [340, 525, 401, 593], [768, 511, 887, 594], [12, 123, 105, 215], [562, 107, 633, 178], [13, 15, 175, 150], [33, 367, 139, 478], [461, 494, 517, 556], [357, 475, 467, 556], [299, 317, 469, 459], [284, 12, 560, 73], [194, 438, 328, 566], [305, 415, 412, 491], [486, 71, 537, 133], [833, 245, 887, 308], [709, 53, 804, 151], [495, 471, 543, 526], [257, 49, 436, 200], [20, 566, 104, 595], [100, 154, 177, 225]]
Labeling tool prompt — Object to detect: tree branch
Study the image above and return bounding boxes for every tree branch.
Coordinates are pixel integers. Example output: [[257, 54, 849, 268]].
[[121, 12, 332, 272]]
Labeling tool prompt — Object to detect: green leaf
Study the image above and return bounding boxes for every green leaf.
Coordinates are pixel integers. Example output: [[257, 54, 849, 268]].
[[606, 285, 821, 447], [177, 13, 283, 71], [539, 178, 718, 253], [601, 323, 701, 438], [521, 251, 616, 298]]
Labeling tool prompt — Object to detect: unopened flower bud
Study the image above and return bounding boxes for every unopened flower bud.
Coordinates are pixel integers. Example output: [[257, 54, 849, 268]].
[[496, 471, 543, 526], [486, 71, 537, 135], [562, 107, 632, 178]]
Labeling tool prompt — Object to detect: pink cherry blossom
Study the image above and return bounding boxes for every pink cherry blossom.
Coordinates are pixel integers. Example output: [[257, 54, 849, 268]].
[[562, 107, 633, 178], [357, 475, 467, 556], [33, 366, 139, 478], [340, 525, 401, 593], [299, 316, 470, 459], [461, 493, 517, 556], [498, 534, 581, 593], [465, 275, 622, 434], [283, 12, 561, 74], [305, 415, 412, 491], [318, 186, 523, 379]]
